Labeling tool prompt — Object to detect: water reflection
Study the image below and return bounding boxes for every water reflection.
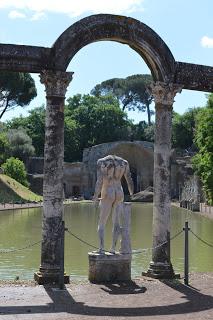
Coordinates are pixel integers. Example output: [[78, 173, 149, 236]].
[[0, 203, 212, 280]]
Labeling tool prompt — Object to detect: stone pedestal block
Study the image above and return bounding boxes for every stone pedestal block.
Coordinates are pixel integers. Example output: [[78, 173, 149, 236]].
[[34, 272, 70, 285], [88, 252, 131, 283]]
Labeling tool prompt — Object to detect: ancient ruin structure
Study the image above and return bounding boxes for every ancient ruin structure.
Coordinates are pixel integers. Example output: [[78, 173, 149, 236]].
[[83, 141, 154, 198], [28, 141, 194, 202], [180, 175, 201, 211], [1, 14, 212, 283], [27, 140, 154, 198]]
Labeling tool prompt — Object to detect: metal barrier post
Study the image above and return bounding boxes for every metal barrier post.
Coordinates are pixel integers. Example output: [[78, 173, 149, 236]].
[[183, 221, 190, 285]]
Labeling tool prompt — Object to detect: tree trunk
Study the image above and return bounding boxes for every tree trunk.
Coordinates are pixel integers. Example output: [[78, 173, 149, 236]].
[[0, 99, 9, 120], [146, 103, 151, 126]]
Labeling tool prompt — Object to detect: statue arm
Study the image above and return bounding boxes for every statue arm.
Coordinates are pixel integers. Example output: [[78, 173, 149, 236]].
[[124, 163, 134, 196], [93, 161, 103, 200]]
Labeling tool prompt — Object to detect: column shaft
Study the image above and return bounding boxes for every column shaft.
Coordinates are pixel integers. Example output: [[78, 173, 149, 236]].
[[40, 95, 65, 277], [34, 70, 73, 284], [145, 82, 182, 278], [151, 103, 173, 275]]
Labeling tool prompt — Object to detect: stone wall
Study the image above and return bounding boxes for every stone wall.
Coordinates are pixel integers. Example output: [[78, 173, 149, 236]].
[[28, 159, 89, 198], [171, 155, 194, 199], [27, 157, 44, 174], [28, 174, 43, 196], [63, 162, 88, 198], [180, 175, 201, 211]]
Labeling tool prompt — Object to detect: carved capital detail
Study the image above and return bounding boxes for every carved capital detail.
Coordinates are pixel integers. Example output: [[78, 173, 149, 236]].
[[40, 70, 74, 97], [150, 82, 183, 106]]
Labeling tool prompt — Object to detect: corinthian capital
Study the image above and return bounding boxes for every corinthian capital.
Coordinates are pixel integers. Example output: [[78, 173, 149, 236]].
[[40, 70, 74, 97], [150, 82, 182, 106]]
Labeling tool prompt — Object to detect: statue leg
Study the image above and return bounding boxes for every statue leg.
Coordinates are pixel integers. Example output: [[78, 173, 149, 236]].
[[98, 199, 112, 253], [110, 202, 122, 253]]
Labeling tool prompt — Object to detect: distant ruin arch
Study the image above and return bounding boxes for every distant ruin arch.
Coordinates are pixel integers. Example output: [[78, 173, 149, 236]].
[[82, 141, 154, 195], [108, 141, 154, 192]]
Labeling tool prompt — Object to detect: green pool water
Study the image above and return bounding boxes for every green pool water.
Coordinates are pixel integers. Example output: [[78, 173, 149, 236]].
[[0, 203, 212, 280]]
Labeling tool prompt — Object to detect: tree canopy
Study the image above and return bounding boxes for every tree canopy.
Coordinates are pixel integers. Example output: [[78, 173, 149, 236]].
[[7, 106, 45, 157], [6, 128, 35, 163], [192, 94, 213, 204], [0, 71, 37, 119], [4, 90, 212, 210], [7, 94, 134, 162], [65, 94, 132, 161], [0, 131, 9, 164], [172, 108, 200, 151], [91, 74, 154, 125]]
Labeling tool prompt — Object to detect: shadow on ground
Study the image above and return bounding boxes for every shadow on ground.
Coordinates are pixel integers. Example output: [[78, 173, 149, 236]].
[[100, 280, 147, 295], [0, 280, 213, 317]]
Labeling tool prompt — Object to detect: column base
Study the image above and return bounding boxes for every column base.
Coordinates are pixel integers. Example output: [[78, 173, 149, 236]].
[[142, 262, 180, 279], [88, 251, 131, 283], [34, 271, 70, 285]]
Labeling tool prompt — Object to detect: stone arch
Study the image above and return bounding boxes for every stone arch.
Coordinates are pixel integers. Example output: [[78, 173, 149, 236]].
[[52, 14, 175, 81]]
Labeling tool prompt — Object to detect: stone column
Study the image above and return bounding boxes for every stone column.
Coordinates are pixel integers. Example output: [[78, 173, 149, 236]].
[[34, 70, 73, 284], [145, 82, 182, 278]]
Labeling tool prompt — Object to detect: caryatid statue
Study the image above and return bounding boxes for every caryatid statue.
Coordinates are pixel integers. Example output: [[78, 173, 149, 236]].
[[93, 155, 134, 253]]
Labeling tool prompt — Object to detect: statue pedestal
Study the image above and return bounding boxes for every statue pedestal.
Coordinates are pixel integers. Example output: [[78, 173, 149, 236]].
[[88, 251, 131, 283]]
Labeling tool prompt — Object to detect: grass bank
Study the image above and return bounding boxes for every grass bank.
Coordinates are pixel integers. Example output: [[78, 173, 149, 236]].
[[0, 174, 42, 203]]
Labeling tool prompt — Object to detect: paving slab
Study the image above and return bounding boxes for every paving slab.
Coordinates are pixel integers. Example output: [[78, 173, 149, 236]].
[[0, 273, 213, 320]]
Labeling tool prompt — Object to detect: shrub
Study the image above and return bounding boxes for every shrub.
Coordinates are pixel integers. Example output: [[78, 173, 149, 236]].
[[1, 157, 29, 187], [0, 132, 9, 164], [6, 128, 35, 163]]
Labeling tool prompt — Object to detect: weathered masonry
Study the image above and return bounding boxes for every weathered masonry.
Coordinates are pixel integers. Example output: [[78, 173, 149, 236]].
[[1, 14, 212, 283]]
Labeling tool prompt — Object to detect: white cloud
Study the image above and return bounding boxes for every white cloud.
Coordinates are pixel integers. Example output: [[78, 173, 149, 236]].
[[30, 12, 46, 21], [201, 36, 213, 48], [1, 0, 144, 18], [8, 10, 26, 19]]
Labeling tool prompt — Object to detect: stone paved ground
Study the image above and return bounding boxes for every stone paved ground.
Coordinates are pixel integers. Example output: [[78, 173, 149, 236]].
[[0, 273, 213, 320]]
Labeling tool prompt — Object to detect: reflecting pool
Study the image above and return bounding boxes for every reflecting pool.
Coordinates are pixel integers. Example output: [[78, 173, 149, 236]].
[[0, 203, 212, 280]]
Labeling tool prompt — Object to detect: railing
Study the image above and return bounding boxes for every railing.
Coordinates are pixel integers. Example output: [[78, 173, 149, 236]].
[[200, 203, 213, 214]]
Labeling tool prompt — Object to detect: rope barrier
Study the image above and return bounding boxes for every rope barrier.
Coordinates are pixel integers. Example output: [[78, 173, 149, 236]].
[[189, 230, 213, 248], [66, 229, 99, 251], [0, 225, 212, 256], [66, 228, 184, 255], [0, 223, 63, 254], [0, 240, 42, 254]]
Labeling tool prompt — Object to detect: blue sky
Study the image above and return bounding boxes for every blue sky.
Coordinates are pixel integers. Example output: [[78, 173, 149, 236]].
[[0, 0, 212, 123]]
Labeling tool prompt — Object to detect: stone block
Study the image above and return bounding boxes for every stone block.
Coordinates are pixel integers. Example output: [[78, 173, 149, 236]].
[[34, 272, 70, 285], [88, 252, 131, 283]]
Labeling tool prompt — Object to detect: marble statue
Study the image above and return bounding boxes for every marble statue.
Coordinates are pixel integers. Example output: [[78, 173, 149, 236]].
[[93, 155, 134, 254]]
